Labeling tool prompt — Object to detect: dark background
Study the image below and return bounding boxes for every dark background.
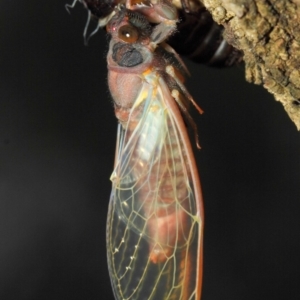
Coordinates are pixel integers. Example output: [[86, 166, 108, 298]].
[[1, 1, 300, 299]]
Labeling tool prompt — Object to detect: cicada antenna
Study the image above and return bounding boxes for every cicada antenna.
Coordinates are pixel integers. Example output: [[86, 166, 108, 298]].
[[85, 23, 102, 45], [84, 11, 117, 45], [83, 11, 105, 45], [83, 11, 92, 45], [65, 0, 97, 45], [65, 0, 80, 14], [83, 11, 104, 46]]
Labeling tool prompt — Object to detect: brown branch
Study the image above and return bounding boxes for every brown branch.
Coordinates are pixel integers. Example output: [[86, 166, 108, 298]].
[[200, 0, 300, 130]]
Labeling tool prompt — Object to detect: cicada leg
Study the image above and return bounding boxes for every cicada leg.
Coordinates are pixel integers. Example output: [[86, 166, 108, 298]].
[[166, 65, 204, 115], [125, 0, 178, 44]]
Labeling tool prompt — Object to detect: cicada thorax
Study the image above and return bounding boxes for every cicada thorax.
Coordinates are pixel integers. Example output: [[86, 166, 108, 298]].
[[106, 6, 178, 125]]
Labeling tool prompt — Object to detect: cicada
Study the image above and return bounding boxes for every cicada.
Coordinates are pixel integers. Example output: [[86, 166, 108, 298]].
[[105, 2, 204, 300]]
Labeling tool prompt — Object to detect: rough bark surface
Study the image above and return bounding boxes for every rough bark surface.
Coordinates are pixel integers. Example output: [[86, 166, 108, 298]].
[[200, 0, 300, 129]]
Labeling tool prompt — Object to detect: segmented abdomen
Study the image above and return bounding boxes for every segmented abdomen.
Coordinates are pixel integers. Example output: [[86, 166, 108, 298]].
[[130, 109, 193, 262]]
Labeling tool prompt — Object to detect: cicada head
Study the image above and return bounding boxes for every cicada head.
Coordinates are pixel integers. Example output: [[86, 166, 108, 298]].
[[106, 7, 152, 43], [106, 8, 158, 69]]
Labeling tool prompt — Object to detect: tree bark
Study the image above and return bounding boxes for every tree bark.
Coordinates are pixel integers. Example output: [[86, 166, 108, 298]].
[[200, 0, 300, 129]]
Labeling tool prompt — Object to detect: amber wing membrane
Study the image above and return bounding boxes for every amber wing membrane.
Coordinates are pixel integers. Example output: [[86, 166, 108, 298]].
[[107, 71, 203, 300]]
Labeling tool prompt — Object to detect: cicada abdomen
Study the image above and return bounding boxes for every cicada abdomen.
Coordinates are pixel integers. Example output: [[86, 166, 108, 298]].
[[106, 4, 204, 300]]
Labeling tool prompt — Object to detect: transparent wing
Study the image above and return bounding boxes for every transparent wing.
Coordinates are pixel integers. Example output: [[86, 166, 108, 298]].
[[107, 72, 203, 300]]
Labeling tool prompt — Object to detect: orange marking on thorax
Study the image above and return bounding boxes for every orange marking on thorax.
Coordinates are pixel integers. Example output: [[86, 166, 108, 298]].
[[142, 68, 153, 76]]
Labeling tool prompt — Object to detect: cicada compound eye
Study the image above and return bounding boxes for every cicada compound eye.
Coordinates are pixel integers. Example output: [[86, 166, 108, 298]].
[[118, 24, 139, 43]]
